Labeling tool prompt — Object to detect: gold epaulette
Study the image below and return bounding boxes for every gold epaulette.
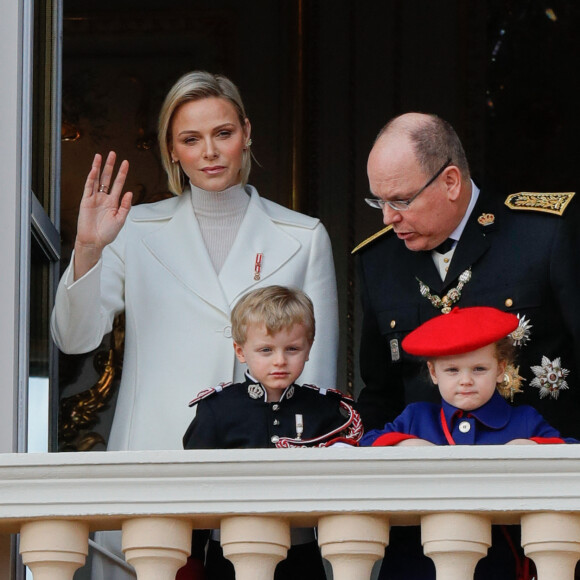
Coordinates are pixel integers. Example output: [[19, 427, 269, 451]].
[[351, 225, 393, 254], [505, 192, 575, 216]]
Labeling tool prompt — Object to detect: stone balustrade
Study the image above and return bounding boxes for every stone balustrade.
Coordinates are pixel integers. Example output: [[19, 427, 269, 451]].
[[2, 446, 580, 580]]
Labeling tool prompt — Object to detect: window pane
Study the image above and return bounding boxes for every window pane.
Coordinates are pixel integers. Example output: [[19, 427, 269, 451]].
[[31, 0, 58, 215], [29, 236, 51, 452]]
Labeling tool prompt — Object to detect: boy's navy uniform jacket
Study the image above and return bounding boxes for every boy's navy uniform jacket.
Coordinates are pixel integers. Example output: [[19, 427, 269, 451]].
[[360, 391, 574, 446], [356, 190, 580, 438], [183, 375, 361, 449], [182, 375, 359, 580]]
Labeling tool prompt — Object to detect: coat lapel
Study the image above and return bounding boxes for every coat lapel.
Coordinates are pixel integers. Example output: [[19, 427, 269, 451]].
[[444, 193, 497, 288], [218, 190, 301, 304], [406, 247, 445, 294], [141, 191, 231, 315]]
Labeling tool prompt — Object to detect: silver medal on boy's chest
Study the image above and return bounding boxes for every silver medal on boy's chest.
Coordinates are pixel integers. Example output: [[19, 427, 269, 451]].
[[390, 339, 400, 362]]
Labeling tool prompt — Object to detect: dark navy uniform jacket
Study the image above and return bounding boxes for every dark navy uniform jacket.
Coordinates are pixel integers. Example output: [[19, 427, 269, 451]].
[[360, 391, 575, 447], [183, 375, 360, 449], [356, 190, 580, 438]]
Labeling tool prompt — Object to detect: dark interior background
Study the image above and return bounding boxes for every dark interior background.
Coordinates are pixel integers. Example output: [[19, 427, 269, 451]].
[[58, 0, 580, 452]]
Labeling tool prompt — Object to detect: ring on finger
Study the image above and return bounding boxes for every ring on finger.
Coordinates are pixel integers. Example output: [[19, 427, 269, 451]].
[[98, 184, 109, 194]]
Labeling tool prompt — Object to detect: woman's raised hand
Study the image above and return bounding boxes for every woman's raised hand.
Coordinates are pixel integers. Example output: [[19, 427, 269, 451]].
[[74, 152, 133, 280]]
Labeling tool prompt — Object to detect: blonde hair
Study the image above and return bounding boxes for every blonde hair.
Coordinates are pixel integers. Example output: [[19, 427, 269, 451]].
[[158, 71, 251, 195], [494, 337, 516, 367], [231, 286, 315, 345]]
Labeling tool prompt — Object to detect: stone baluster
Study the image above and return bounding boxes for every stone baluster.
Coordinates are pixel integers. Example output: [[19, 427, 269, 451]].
[[422, 513, 491, 580], [122, 517, 192, 580], [318, 514, 389, 580], [221, 516, 290, 580], [20, 520, 89, 580], [521, 512, 580, 579]]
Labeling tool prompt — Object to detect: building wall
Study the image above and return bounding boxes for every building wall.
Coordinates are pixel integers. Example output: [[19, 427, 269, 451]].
[[0, 0, 24, 458], [0, 0, 26, 575]]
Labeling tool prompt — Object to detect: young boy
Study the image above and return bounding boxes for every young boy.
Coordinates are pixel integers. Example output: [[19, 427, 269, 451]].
[[360, 306, 575, 580], [361, 306, 573, 447], [183, 285, 361, 580], [184, 285, 361, 450]]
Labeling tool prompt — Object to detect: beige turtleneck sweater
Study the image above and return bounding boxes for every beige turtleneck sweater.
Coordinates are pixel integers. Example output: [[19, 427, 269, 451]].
[[190, 182, 250, 273]]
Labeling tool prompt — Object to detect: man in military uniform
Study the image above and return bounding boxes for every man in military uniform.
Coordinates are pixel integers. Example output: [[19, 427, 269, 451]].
[[355, 112, 580, 440]]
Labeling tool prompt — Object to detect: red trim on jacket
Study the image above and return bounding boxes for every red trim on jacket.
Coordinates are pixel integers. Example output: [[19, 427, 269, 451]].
[[530, 436, 565, 444], [372, 433, 418, 446]]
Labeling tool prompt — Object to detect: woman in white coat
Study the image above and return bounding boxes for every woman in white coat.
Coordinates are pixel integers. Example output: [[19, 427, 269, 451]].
[[51, 71, 338, 579], [51, 70, 339, 452]]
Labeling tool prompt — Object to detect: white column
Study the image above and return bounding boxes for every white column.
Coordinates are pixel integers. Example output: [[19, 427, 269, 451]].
[[422, 513, 491, 580], [0, 0, 24, 456], [1, 0, 28, 572], [521, 512, 580, 580], [122, 517, 192, 580], [221, 516, 291, 580], [318, 514, 389, 580], [19, 520, 89, 580]]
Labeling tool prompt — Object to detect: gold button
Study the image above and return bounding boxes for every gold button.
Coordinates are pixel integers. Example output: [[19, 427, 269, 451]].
[[505, 298, 513, 308], [444, 258, 450, 263], [390, 320, 396, 329]]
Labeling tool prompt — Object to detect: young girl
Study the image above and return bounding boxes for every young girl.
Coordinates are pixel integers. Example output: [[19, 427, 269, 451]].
[[360, 306, 575, 580], [361, 306, 573, 447]]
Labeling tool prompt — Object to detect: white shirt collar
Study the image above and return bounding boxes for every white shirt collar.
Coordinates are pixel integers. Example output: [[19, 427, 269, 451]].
[[449, 179, 480, 242]]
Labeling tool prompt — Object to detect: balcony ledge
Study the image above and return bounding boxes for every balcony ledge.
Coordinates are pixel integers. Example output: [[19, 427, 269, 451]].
[[1, 445, 579, 532]]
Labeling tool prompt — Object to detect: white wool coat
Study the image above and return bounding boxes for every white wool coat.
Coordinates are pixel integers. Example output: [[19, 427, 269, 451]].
[[51, 186, 339, 451]]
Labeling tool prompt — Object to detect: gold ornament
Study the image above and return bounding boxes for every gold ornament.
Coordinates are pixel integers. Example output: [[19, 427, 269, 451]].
[[505, 192, 575, 216], [417, 268, 472, 314], [497, 364, 526, 402], [477, 213, 495, 226]]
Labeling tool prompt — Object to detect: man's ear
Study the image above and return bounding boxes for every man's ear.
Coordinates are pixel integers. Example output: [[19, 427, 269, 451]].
[[444, 165, 462, 201], [233, 341, 246, 363]]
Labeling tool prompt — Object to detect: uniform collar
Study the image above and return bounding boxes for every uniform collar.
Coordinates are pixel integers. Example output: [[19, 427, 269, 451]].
[[442, 390, 512, 430], [448, 180, 480, 243], [243, 372, 296, 403]]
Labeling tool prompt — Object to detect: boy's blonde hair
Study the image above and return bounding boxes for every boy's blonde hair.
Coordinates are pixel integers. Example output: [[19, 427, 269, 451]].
[[231, 286, 315, 345]]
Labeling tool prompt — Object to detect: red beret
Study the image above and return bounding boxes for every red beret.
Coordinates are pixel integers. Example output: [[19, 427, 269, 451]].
[[402, 307, 518, 357]]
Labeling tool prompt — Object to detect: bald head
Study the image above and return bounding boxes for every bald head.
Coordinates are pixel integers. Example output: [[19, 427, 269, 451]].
[[376, 112, 430, 141], [373, 112, 470, 182]]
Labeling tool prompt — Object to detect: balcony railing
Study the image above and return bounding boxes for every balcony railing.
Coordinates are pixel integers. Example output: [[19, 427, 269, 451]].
[[2, 446, 580, 580]]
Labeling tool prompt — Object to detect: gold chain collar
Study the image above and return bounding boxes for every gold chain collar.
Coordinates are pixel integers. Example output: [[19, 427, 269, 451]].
[[417, 268, 472, 314]]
